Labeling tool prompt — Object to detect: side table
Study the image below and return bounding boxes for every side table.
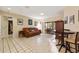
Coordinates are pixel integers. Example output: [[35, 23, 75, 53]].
[[19, 31, 23, 37]]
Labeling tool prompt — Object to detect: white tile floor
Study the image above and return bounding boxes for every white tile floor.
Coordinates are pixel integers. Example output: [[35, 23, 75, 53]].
[[0, 34, 58, 53]]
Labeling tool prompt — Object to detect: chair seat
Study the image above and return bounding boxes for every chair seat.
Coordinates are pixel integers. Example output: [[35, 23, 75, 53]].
[[64, 32, 79, 53], [65, 38, 75, 43], [64, 38, 79, 44]]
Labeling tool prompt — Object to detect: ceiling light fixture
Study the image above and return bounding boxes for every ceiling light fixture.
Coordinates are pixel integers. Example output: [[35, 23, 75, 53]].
[[8, 8, 11, 10], [40, 13, 44, 16]]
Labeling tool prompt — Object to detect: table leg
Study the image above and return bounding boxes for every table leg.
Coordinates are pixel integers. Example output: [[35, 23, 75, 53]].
[[59, 33, 64, 52]]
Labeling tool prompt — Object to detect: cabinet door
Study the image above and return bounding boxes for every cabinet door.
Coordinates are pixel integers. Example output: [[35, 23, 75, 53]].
[[55, 21, 64, 39]]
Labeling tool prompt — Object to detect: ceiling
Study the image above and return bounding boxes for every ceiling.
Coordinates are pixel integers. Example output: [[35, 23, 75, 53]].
[[0, 6, 64, 19]]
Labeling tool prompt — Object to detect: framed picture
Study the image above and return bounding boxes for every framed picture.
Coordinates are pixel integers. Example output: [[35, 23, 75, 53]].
[[17, 18, 23, 25], [69, 15, 75, 24], [64, 16, 68, 24], [28, 19, 33, 25]]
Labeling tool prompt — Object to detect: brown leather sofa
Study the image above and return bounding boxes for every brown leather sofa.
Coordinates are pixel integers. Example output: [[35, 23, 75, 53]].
[[21, 28, 41, 37]]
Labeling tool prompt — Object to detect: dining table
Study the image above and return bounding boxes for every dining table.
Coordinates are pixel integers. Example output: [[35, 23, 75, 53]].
[[58, 30, 75, 52]]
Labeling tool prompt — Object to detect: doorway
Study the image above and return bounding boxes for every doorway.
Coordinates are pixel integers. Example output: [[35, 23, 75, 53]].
[[8, 20, 13, 35]]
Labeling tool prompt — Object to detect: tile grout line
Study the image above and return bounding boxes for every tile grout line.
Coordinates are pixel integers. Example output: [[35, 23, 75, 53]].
[[0, 39, 3, 53], [12, 39, 21, 53], [13, 39, 26, 52], [6, 38, 11, 53], [10, 38, 19, 53], [16, 38, 32, 52], [2, 38, 4, 53], [0, 39, 2, 53]]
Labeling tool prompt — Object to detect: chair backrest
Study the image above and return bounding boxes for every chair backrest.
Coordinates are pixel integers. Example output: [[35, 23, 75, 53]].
[[75, 32, 79, 44]]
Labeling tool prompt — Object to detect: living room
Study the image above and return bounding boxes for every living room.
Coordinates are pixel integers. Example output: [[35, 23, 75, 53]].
[[0, 6, 79, 53], [1, 0, 79, 59], [0, 6, 64, 38], [0, 6, 63, 53]]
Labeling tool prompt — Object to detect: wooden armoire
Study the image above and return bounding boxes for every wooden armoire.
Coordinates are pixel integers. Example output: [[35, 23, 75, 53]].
[[55, 20, 64, 39]]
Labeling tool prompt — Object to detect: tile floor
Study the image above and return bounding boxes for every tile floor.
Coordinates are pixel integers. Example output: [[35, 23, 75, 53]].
[[0, 34, 58, 53]]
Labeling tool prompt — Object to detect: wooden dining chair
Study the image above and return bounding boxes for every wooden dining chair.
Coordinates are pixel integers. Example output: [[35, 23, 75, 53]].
[[65, 32, 79, 53], [56, 33, 62, 46], [64, 29, 70, 38]]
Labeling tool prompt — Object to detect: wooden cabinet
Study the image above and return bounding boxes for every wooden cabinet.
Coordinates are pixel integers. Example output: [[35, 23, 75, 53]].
[[55, 21, 64, 39]]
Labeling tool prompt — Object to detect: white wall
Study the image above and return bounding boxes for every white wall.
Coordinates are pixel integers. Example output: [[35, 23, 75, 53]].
[[1, 16, 9, 38], [0, 10, 40, 38], [43, 6, 79, 32], [64, 6, 79, 31]]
